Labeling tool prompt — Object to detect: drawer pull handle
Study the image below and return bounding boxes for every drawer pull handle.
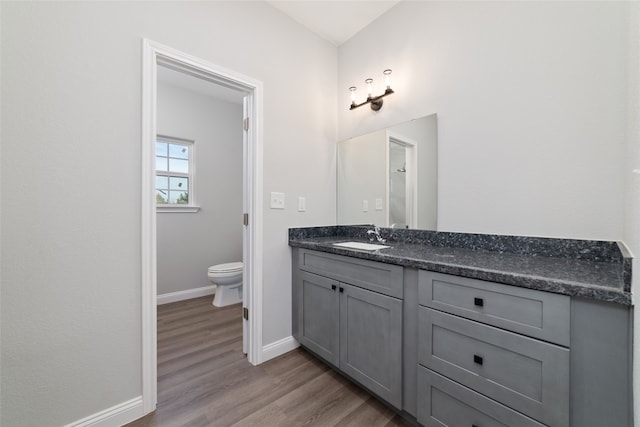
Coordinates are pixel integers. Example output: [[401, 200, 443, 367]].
[[331, 284, 337, 291], [474, 297, 484, 307], [474, 354, 483, 365], [472, 425, 479, 427]]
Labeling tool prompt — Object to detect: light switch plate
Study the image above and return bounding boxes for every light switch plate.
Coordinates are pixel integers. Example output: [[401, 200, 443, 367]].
[[270, 192, 285, 209], [298, 196, 306, 212], [362, 200, 369, 212], [375, 198, 383, 210]]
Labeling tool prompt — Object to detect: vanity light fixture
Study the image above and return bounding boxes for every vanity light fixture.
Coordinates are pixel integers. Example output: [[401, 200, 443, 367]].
[[349, 69, 394, 111]]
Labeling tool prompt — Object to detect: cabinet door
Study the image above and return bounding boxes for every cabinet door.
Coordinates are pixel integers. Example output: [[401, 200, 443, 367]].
[[340, 284, 403, 409], [298, 271, 340, 367]]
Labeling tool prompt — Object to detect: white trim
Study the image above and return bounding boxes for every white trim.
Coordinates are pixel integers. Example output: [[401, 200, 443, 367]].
[[63, 396, 144, 427], [261, 336, 299, 362], [157, 285, 216, 305], [141, 38, 264, 418], [156, 205, 200, 213], [244, 91, 265, 365], [141, 39, 158, 415]]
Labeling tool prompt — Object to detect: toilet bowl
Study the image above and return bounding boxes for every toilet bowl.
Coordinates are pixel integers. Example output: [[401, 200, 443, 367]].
[[208, 262, 243, 307]]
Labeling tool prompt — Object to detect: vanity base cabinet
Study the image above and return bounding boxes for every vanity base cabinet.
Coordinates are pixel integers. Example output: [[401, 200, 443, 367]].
[[292, 249, 633, 427], [294, 250, 404, 410]]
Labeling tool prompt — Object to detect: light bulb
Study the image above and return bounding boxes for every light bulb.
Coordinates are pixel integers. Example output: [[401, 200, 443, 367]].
[[365, 78, 373, 98], [349, 86, 357, 105], [383, 69, 392, 90]]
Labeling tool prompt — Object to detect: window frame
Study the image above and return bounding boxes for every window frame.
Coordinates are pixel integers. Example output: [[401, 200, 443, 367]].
[[155, 135, 199, 213]]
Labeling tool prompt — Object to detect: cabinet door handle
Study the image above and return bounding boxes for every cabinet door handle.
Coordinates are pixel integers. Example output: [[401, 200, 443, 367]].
[[331, 284, 337, 291], [474, 354, 483, 365], [472, 425, 479, 427], [474, 297, 484, 307], [339, 287, 344, 293]]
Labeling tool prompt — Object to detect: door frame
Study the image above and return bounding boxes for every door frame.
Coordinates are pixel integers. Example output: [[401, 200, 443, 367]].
[[141, 39, 264, 414]]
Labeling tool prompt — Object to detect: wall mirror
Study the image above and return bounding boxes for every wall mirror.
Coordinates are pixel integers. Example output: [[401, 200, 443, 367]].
[[337, 114, 437, 230]]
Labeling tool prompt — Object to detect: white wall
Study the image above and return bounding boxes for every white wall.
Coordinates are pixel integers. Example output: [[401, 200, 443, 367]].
[[339, 1, 628, 240], [156, 81, 243, 296], [0, 1, 336, 425]]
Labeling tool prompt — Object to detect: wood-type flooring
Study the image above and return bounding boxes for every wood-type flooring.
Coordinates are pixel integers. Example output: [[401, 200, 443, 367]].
[[125, 296, 413, 427]]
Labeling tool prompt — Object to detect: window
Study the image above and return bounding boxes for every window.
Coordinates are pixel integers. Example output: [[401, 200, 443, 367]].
[[156, 136, 197, 211]]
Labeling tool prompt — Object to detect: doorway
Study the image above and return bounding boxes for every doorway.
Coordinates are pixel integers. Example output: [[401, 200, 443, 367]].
[[386, 132, 417, 229], [141, 39, 264, 414]]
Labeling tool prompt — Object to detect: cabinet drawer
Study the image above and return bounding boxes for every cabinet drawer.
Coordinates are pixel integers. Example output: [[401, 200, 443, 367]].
[[299, 249, 403, 298], [418, 308, 569, 427], [418, 270, 570, 346], [417, 366, 546, 427]]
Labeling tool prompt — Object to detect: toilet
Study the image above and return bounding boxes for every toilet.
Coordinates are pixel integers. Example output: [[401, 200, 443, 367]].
[[208, 262, 243, 307]]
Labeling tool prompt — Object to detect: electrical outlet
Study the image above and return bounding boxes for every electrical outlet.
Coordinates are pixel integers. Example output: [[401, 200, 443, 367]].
[[375, 198, 383, 210], [362, 200, 369, 212], [270, 192, 285, 209]]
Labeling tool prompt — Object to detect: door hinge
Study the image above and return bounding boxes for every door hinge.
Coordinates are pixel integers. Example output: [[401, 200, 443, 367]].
[[243, 307, 249, 320], [243, 117, 249, 131], [243, 213, 249, 226]]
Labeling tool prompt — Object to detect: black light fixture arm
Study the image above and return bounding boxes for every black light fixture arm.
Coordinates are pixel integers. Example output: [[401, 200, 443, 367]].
[[350, 88, 395, 111], [349, 69, 395, 112]]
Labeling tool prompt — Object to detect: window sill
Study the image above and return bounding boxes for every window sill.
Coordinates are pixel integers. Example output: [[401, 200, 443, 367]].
[[157, 205, 201, 213]]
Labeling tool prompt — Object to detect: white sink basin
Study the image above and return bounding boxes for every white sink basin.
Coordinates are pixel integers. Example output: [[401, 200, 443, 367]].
[[333, 241, 391, 251]]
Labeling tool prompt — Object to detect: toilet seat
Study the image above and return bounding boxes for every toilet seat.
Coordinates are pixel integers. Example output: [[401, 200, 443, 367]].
[[208, 262, 242, 274]]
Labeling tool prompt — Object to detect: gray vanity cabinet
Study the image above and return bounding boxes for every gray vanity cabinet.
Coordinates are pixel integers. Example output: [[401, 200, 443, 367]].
[[291, 246, 632, 427], [293, 249, 404, 409]]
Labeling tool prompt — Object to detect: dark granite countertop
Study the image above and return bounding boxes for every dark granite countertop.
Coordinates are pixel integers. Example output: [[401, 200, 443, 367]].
[[289, 226, 632, 306]]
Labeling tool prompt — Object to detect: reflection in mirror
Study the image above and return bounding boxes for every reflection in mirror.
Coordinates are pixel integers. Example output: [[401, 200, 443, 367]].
[[389, 139, 411, 228], [337, 114, 437, 230]]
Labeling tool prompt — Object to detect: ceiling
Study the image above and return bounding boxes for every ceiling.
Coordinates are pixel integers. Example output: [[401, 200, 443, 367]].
[[266, 0, 401, 46]]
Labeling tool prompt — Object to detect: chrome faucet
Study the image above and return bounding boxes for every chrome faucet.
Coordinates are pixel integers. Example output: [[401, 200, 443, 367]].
[[367, 226, 386, 243]]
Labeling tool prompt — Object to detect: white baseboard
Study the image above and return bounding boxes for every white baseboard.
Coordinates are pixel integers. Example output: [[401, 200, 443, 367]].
[[64, 396, 145, 427], [261, 336, 299, 362], [157, 285, 216, 305]]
